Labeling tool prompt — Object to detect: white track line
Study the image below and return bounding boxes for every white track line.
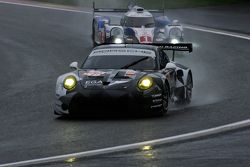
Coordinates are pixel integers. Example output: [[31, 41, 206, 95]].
[[0, 0, 92, 14], [184, 25, 250, 40], [1, 119, 250, 167]]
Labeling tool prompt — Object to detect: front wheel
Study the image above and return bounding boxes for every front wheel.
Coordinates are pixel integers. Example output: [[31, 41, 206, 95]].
[[152, 93, 169, 117]]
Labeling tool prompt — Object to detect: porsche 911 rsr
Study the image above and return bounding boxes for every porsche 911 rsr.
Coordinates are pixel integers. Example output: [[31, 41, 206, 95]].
[[54, 43, 193, 116], [92, 3, 184, 46]]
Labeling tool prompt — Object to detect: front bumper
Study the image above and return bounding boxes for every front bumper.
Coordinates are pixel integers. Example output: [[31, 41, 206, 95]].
[[54, 85, 164, 115]]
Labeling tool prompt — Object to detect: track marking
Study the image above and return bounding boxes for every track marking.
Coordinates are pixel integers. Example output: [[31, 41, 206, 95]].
[[0, 0, 92, 14], [184, 24, 250, 40], [1, 119, 250, 167]]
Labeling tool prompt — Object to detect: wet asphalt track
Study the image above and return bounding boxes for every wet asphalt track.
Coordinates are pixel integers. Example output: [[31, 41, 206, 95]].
[[0, 1, 250, 166]]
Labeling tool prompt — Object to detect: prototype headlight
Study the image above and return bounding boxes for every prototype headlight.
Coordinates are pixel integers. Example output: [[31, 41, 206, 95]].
[[138, 76, 154, 90], [63, 75, 77, 91], [111, 27, 123, 37], [169, 28, 182, 39], [170, 38, 179, 44], [113, 37, 124, 44]]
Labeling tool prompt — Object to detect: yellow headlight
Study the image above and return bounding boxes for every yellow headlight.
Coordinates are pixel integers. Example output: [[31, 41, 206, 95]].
[[63, 75, 77, 90], [138, 76, 153, 90]]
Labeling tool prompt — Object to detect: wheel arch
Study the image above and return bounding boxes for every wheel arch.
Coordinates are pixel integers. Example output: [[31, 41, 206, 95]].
[[188, 70, 193, 88], [164, 79, 171, 97]]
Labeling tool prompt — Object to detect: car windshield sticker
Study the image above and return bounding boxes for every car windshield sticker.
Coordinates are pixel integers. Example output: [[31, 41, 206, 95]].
[[90, 48, 156, 58], [80, 70, 106, 77]]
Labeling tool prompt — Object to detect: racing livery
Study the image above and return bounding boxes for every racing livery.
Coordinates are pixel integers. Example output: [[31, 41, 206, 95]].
[[54, 43, 193, 116], [92, 3, 184, 46]]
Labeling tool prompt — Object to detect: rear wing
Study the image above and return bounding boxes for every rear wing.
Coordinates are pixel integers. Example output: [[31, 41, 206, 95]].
[[154, 43, 193, 53], [98, 42, 192, 53], [153, 43, 193, 61], [93, 2, 164, 14]]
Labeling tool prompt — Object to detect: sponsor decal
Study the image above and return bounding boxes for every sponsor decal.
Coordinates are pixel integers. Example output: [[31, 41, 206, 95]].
[[92, 49, 154, 55], [80, 70, 106, 77], [159, 44, 192, 52], [85, 80, 103, 86], [139, 36, 152, 43], [125, 70, 136, 77], [164, 46, 188, 49]]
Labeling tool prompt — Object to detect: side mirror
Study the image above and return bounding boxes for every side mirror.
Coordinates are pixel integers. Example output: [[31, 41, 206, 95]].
[[165, 62, 176, 69], [69, 62, 78, 70], [172, 20, 179, 24]]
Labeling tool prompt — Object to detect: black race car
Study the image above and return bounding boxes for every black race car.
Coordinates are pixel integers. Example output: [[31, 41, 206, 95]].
[[54, 43, 193, 116]]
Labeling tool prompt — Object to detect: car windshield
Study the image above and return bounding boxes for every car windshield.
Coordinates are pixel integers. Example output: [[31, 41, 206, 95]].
[[82, 55, 156, 70], [124, 16, 155, 28]]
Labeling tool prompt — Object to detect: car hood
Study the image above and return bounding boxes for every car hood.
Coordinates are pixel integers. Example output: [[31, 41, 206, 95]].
[[78, 69, 144, 90]]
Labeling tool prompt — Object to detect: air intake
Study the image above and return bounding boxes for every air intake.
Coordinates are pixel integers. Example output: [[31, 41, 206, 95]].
[[136, 7, 144, 13]]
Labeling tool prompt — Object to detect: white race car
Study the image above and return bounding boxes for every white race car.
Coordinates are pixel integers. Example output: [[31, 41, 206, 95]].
[[92, 3, 184, 46]]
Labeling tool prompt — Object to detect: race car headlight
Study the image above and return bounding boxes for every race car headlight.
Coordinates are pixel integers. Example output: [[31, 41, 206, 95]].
[[170, 38, 179, 44], [138, 76, 153, 90], [110, 27, 124, 37], [113, 37, 124, 44], [63, 75, 77, 91]]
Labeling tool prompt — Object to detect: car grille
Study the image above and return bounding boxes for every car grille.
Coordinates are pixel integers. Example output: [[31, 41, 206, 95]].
[[69, 93, 129, 113]]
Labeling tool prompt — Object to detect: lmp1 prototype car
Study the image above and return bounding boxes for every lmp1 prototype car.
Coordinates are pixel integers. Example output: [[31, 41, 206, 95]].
[[54, 43, 193, 116], [92, 3, 184, 46]]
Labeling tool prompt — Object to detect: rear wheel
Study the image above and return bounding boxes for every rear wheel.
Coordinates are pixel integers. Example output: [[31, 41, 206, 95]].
[[185, 74, 193, 104], [176, 73, 192, 105]]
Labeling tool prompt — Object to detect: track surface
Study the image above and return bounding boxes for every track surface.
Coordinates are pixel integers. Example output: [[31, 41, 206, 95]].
[[37, 128, 250, 167], [0, 2, 250, 165]]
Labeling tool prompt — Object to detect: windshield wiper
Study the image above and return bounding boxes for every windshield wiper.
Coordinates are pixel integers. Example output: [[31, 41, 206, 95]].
[[121, 57, 149, 69]]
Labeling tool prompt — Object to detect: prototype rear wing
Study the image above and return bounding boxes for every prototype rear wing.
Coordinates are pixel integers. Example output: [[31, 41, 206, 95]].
[[93, 2, 164, 14]]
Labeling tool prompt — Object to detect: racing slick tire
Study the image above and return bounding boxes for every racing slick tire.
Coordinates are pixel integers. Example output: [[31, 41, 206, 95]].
[[92, 20, 98, 47], [151, 90, 169, 117], [159, 94, 169, 116], [176, 73, 192, 105]]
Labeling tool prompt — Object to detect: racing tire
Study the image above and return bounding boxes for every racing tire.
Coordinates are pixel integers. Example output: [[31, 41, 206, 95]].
[[92, 20, 98, 47], [176, 73, 192, 105], [152, 92, 169, 117]]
